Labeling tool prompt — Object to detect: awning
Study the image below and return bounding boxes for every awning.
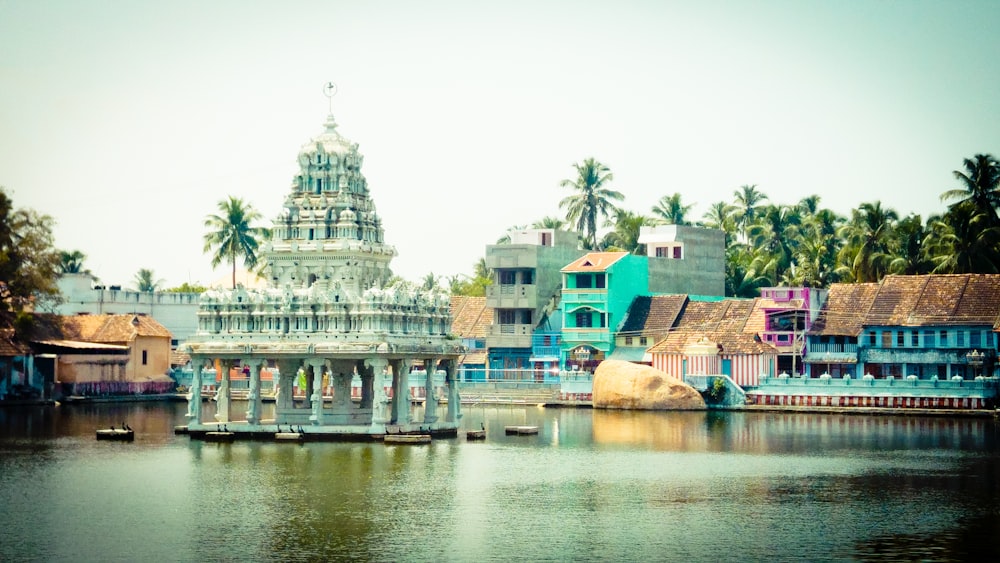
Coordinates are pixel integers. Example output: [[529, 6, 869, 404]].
[[803, 354, 857, 364], [607, 347, 650, 362]]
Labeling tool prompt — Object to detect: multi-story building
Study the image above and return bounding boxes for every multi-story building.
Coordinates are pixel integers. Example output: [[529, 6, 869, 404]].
[[484, 228, 586, 378], [560, 252, 649, 371], [639, 225, 726, 297], [756, 286, 827, 376]]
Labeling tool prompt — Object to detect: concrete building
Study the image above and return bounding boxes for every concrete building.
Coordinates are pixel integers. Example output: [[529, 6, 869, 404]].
[[639, 225, 725, 297], [484, 228, 586, 378]]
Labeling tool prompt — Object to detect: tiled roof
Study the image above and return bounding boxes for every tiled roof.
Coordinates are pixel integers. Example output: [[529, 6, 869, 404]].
[[648, 298, 775, 355], [0, 329, 28, 357], [61, 314, 172, 344], [450, 296, 492, 339], [561, 252, 629, 272], [809, 283, 878, 336], [619, 294, 687, 334]]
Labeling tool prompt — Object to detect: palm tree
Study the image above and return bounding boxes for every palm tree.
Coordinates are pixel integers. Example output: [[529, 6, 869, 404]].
[[132, 268, 163, 292], [651, 193, 693, 225], [940, 153, 1000, 224], [559, 158, 623, 250], [889, 214, 934, 275], [58, 249, 91, 275], [837, 201, 898, 283], [602, 209, 653, 254], [531, 216, 566, 230], [926, 206, 1000, 274], [746, 204, 801, 283], [203, 196, 270, 289], [421, 272, 441, 291], [733, 184, 768, 241], [700, 201, 737, 247]]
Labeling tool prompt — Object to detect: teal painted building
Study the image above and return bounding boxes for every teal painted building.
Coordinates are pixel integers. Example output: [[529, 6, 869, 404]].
[[560, 252, 649, 371]]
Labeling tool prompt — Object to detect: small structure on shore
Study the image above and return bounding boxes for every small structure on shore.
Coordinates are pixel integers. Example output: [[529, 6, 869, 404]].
[[180, 88, 464, 440]]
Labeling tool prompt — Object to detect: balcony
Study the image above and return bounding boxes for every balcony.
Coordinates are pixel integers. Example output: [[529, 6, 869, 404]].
[[486, 323, 533, 349], [562, 328, 612, 347], [808, 343, 858, 354], [561, 290, 607, 306], [485, 283, 539, 309]]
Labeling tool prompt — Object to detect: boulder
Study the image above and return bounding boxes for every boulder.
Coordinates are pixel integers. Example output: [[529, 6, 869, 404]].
[[592, 360, 706, 410]]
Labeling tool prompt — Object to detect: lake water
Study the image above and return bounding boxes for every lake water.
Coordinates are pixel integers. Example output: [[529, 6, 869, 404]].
[[1, 402, 998, 562]]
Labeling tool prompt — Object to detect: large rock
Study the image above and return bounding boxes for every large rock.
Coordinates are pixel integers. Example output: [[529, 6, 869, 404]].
[[592, 360, 706, 410]]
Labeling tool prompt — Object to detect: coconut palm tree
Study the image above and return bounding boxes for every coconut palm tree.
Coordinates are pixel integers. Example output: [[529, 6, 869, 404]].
[[733, 184, 768, 241], [746, 204, 801, 283], [940, 153, 1000, 224], [837, 201, 899, 283], [58, 249, 91, 275], [531, 216, 567, 230], [602, 209, 654, 254], [926, 206, 1000, 274], [132, 268, 164, 292], [203, 196, 271, 289], [651, 193, 693, 225], [559, 158, 623, 250], [889, 214, 934, 275], [700, 201, 737, 247]]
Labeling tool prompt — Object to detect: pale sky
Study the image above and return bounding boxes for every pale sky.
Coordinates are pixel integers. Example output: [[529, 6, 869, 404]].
[[1, 0, 998, 289]]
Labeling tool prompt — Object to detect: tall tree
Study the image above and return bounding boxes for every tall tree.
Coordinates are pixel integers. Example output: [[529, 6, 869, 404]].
[[746, 204, 801, 283], [940, 153, 1000, 224], [559, 158, 623, 251], [58, 249, 91, 275], [203, 196, 271, 289], [733, 184, 768, 241], [889, 214, 934, 275], [0, 188, 61, 334], [531, 216, 566, 230], [132, 268, 164, 292], [926, 206, 1000, 274], [602, 209, 653, 254], [837, 201, 899, 283], [651, 193, 693, 225], [700, 200, 738, 247]]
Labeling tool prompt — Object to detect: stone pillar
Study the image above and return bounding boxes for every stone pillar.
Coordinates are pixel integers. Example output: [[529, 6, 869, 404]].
[[214, 360, 232, 423], [444, 359, 462, 423], [390, 359, 412, 426], [367, 358, 389, 431], [423, 357, 439, 424], [330, 360, 354, 412], [187, 360, 203, 424], [275, 359, 299, 412], [357, 359, 373, 409], [245, 358, 264, 425], [307, 359, 325, 426]]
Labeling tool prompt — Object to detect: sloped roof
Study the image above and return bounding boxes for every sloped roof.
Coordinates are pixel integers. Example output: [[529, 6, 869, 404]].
[[809, 283, 878, 336], [450, 296, 492, 339], [561, 252, 629, 273], [0, 329, 29, 357], [648, 298, 775, 355], [61, 314, 172, 343], [619, 294, 687, 334]]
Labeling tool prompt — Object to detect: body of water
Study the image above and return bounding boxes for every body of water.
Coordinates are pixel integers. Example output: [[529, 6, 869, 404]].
[[1, 402, 998, 562]]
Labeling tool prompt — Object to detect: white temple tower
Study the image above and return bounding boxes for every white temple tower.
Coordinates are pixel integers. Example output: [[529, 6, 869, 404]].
[[180, 95, 464, 439]]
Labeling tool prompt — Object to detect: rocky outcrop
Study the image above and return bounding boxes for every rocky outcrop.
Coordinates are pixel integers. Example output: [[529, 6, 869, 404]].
[[592, 360, 706, 410]]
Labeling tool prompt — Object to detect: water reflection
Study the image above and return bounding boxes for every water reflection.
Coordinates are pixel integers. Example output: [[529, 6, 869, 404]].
[[1, 402, 998, 562]]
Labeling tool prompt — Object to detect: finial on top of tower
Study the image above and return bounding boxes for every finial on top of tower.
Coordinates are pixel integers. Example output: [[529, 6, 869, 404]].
[[323, 82, 337, 112]]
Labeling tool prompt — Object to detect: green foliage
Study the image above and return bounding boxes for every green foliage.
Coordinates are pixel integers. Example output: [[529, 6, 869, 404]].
[[203, 196, 271, 289], [132, 268, 164, 292], [559, 158, 623, 251], [164, 282, 208, 294], [58, 249, 91, 275], [707, 377, 727, 402], [0, 187, 61, 331]]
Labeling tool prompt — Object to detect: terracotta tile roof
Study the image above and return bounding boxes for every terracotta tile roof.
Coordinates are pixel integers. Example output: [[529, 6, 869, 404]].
[[0, 329, 28, 357], [460, 350, 488, 366], [450, 296, 492, 339], [619, 294, 687, 334], [561, 252, 629, 272], [809, 283, 878, 336], [648, 298, 775, 355], [906, 274, 1000, 327], [60, 314, 172, 344]]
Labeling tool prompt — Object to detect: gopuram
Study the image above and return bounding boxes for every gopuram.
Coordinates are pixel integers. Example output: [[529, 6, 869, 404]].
[[180, 87, 464, 440]]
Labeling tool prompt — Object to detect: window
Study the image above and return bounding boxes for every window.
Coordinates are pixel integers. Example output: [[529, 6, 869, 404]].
[[896, 331, 904, 347], [141, 350, 148, 365], [600, 313, 607, 328], [924, 330, 935, 347], [673, 246, 682, 259], [988, 332, 995, 347], [576, 274, 592, 289], [957, 331, 965, 347], [625, 336, 633, 345], [521, 270, 534, 284], [869, 331, 877, 346], [519, 310, 532, 324], [971, 331, 982, 348], [540, 232, 551, 246], [656, 247, 667, 257], [576, 311, 592, 328], [595, 274, 606, 289], [499, 271, 516, 285], [940, 330, 948, 346], [316, 178, 322, 192], [881, 331, 892, 348], [911, 332, 918, 346], [639, 337, 648, 345], [498, 310, 516, 324]]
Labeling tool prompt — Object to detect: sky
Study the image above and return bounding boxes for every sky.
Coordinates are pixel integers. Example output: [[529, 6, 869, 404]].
[[1, 0, 998, 289]]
